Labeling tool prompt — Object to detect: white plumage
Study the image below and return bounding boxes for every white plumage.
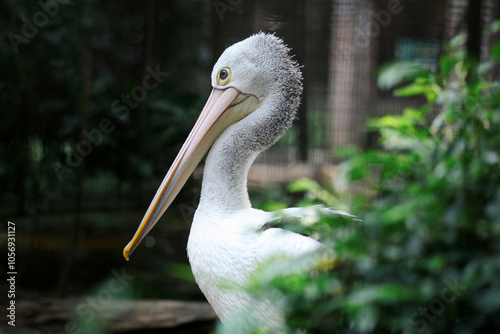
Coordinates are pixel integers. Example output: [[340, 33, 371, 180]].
[[188, 208, 321, 328], [124, 33, 344, 331]]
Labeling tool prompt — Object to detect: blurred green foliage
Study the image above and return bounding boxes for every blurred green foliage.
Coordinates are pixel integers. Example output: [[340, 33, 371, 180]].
[[230, 25, 500, 333]]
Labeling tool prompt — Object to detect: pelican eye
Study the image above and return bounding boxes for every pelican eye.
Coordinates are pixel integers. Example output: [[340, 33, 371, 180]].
[[217, 67, 232, 86]]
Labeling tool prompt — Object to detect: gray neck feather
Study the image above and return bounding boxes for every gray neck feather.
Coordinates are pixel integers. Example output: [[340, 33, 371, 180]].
[[198, 33, 303, 213], [199, 80, 302, 213]]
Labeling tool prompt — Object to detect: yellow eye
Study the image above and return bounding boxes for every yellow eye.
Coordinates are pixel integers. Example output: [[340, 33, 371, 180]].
[[217, 67, 232, 86]]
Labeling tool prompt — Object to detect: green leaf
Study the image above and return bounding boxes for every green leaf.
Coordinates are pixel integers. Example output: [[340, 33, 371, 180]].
[[424, 89, 438, 103], [380, 201, 417, 225], [402, 107, 424, 121], [288, 178, 319, 193], [440, 55, 459, 77], [335, 146, 361, 159], [478, 60, 495, 77], [491, 43, 500, 61], [345, 284, 417, 307], [377, 61, 430, 90], [368, 115, 413, 130], [427, 254, 445, 272], [394, 83, 429, 97], [261, 200, 288, 212], [448, 33, 467, 50], [483, 150, 500, 165], [491, 21, 500, 33]]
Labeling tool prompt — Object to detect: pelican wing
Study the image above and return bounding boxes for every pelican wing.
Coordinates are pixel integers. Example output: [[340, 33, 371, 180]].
[[255, 206, 359, 273], [260, 206, 357, 239]]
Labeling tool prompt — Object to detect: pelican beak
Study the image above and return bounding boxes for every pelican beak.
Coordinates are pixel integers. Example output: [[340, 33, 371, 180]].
[[123, 87, 258, 260]]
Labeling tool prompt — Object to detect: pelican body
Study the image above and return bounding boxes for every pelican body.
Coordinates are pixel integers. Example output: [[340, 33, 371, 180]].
[[124, 33, 324, 330]]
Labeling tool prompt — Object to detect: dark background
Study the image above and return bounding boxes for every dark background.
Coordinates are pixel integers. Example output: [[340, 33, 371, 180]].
[[0, 0, 498, 332]]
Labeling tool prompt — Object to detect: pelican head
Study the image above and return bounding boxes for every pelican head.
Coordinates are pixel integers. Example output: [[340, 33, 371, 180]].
[[211, 33, 302, 102], [123, 32, 302, 260]]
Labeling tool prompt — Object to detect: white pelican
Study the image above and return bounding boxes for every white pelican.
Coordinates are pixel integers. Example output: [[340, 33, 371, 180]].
[[123, 33, 345, 331]]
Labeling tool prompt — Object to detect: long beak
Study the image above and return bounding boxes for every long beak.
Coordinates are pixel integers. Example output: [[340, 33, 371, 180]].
[[123, 87, 256, 260]]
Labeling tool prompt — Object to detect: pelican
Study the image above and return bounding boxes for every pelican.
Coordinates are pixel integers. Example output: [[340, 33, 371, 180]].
[[123, 33, 345, 331]]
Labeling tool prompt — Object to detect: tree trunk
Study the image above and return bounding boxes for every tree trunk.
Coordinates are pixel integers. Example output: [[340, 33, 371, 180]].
[[327, 0, 373, 152]]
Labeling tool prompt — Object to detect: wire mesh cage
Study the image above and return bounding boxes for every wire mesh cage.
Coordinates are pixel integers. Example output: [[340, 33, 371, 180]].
[[0, 0, 499, 306]]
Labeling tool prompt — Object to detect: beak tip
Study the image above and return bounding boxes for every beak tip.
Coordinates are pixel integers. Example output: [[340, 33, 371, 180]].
[[121, 88, 241, 263], [123, 247, 131, 261]]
